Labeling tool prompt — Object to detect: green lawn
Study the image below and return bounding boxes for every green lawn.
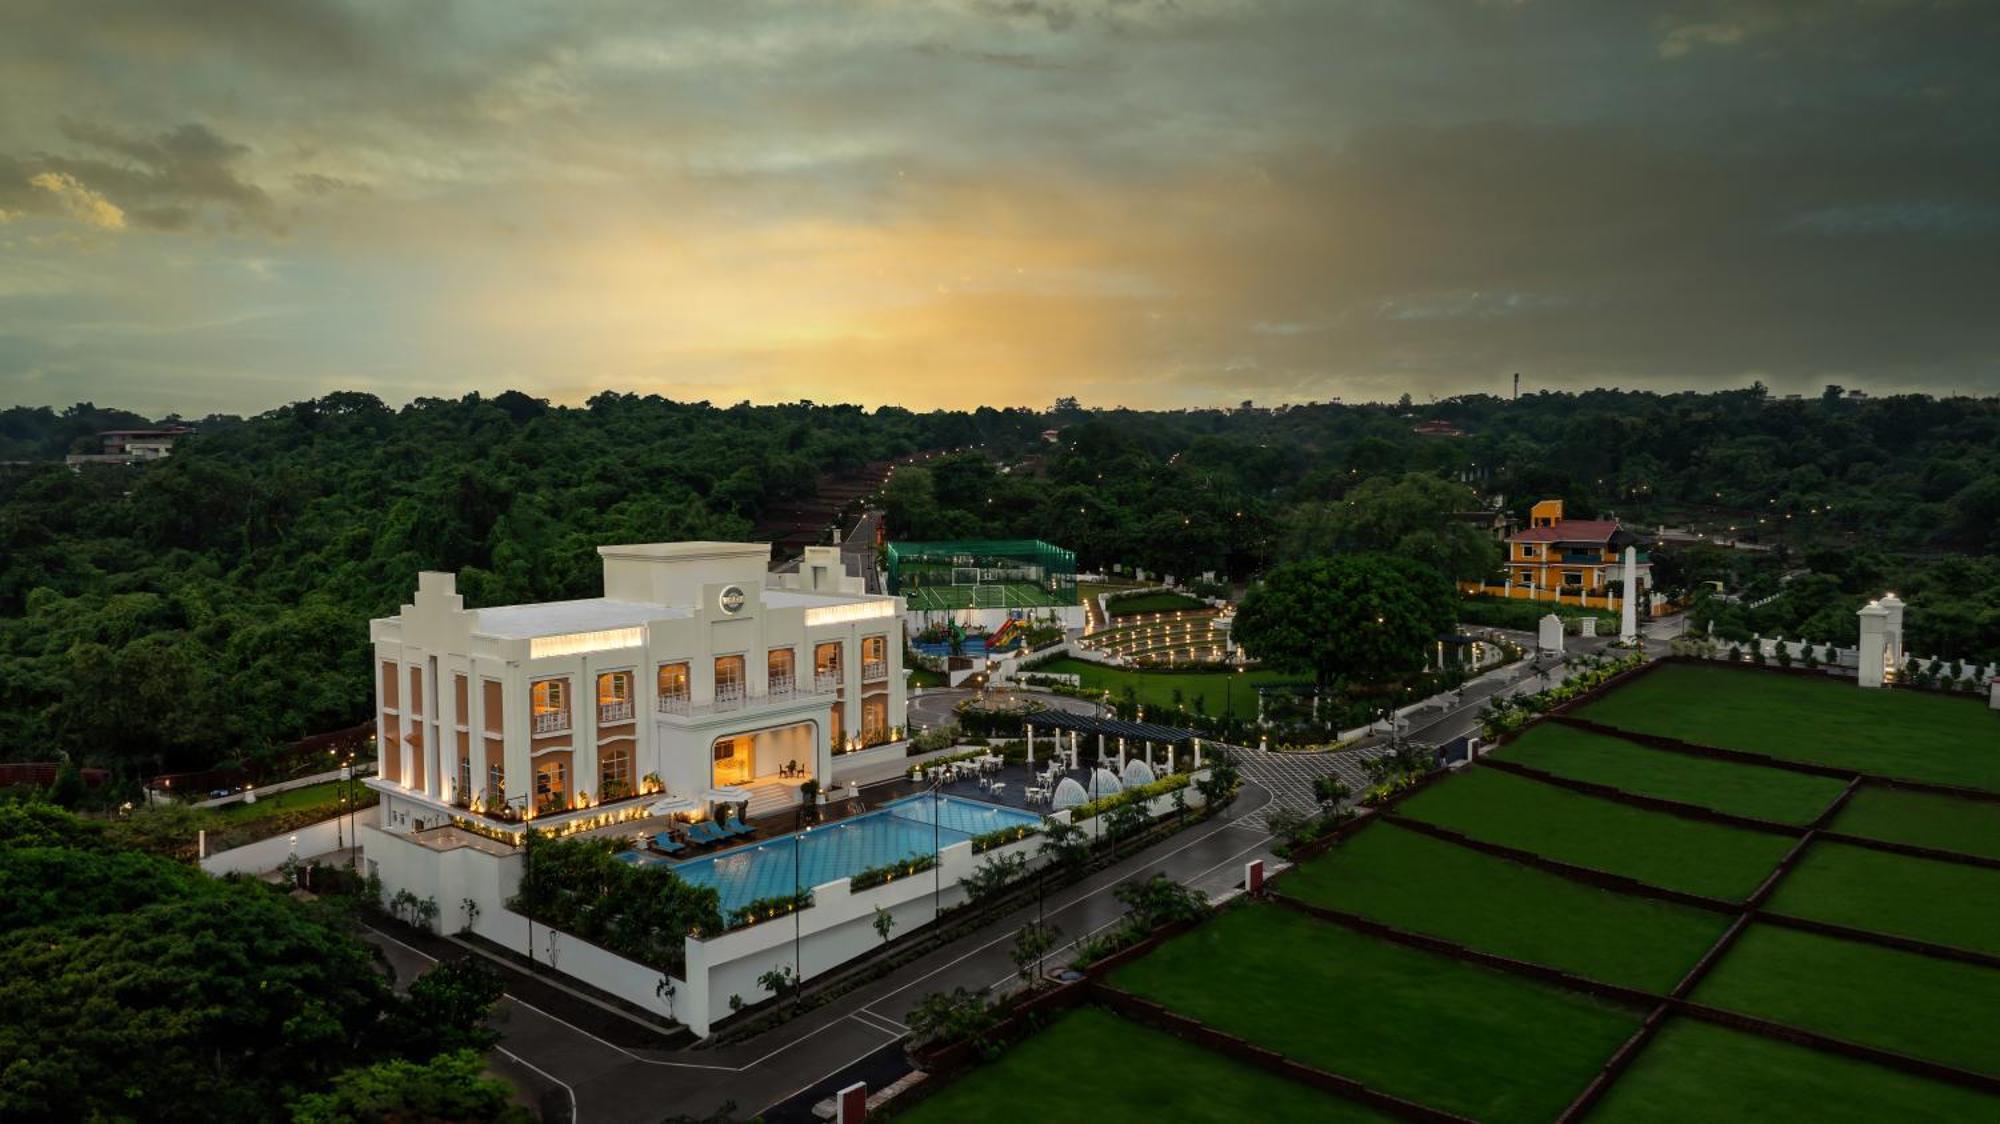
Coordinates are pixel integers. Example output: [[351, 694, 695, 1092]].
[[1495, 724, 1848, 826], [1692, 924, 2000, 1077], [1591, 1018, 2000, 1123], [1395, 768, 1795, 901], [1030, 657, 1291, 719], [1830, 786, 2000, 862], [1281, 821, 1728, 992], [1108, 905, 1642, 1123], [896, 1006, 1387, 1123], [1575, 663, 2000, 793], [1106, 591, 1208, 616], [1763, 841, 2000, 957], [210, 779, 361, 823]]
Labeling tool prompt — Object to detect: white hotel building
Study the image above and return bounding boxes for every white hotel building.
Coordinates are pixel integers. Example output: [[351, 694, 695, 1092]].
[[366, 542, 906, 835]]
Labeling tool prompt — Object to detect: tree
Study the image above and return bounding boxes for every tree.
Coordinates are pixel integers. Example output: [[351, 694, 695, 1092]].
[[1281, 474, 1499, 581], [872, 905, 897, 946], [1233, 554, 1456, 688], [1009, 920, 1062, 990], [378, 957, 506, 1058], [289, 1050, 532, 1124]]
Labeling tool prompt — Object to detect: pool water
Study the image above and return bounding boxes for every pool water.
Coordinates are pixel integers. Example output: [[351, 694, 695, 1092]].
[[626, 794, 1043, 914]]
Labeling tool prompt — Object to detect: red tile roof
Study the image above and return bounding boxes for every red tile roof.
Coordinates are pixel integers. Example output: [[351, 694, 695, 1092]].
[[1510, 519, 1621, 543]]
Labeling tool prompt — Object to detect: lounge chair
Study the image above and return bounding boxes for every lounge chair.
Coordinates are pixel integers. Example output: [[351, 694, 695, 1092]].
[[685, 820, 729, 847], [720, 813, 756, 838], [647, 833, 686, 856]]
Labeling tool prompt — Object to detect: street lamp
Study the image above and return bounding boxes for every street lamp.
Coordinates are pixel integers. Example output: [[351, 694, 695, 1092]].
[[931, 774, 945, 923], [794, 823, 810, 1009]]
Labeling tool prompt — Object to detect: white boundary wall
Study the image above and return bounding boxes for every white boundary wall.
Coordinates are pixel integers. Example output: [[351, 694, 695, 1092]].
[[360, 771, 1212, 1037], [201, 816, 347, 876]]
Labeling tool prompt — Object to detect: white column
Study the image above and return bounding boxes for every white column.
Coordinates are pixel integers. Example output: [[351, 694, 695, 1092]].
[[1879, 593, 1906, 667], [1619, 547, 1638, 643], [1857, 601, 1889, 688], [1116, 737, 1126, 770], [1193, 739, 1203, 769], [1025, 724, 1035, 766]]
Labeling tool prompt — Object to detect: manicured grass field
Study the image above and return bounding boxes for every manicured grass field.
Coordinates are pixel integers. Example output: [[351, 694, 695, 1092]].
[[1692, 924, 2000, 1077], [1575, 663, 2000, 792], [1763, 841, 2000, 957], [1105, 591, 1208, 616], [1829, 786, 2000, 862], [210, 778, 362, 822], [1494, 724, 1848, 825], [896, 1006, 1386, 1123], [1030, 657, 1291, 719], [1591, 1018, 2000, 1123], [1280, 821, 1728, 991], [1394, 768, 1795, 901], [1108, 905, 1642, 1123]]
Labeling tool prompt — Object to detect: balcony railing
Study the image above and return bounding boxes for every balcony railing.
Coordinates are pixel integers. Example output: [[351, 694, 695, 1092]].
[[861, 659, 888, 682], [714, 682, 747, 712], [815, 669, 842, 693], [768, 673, 796, 699], [598, 699, 634, 724], [657, 692, 691, 716], [531, 710, 571, 735]]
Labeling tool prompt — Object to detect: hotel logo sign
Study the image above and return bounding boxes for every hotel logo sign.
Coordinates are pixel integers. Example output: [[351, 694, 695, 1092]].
[[719, 585, 747, 615]]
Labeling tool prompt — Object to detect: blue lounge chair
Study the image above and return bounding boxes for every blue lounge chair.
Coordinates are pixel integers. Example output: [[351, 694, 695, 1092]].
[[720, 813, 756, 838], [685, 821, 728, 847], [647, 833, 686, 856]]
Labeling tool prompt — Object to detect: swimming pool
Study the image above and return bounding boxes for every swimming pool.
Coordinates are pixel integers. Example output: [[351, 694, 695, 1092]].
[[626, 794, 1044, 914]]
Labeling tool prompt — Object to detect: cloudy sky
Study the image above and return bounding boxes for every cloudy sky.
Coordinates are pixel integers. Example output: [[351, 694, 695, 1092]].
[[1, 1, 1995, 415]]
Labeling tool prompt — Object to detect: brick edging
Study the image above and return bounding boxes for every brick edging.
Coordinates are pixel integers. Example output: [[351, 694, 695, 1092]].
[[1088, 983, 1476, 1123], [1816, 830, 2000, 872], [1267, 895, 1658, 1008], [1478, 755, 1804, 837], [1378, 812, 1742, 915], [1551, 714, 1862, 781], [1754, 910, 2000, 973], [1670, 998, 2000, 1096]]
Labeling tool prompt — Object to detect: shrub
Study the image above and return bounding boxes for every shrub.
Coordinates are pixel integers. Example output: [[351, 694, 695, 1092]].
[[727, 890, 814, 929], [970, 823, 1038, 852], [906, 987, 997, 1053], [849, 855, 935, 892]]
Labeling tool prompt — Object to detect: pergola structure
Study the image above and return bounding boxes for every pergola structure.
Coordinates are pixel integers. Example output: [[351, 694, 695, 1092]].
[[1021, 710, 1204, 775]]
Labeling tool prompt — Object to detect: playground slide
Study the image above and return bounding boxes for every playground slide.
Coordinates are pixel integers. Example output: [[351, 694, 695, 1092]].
[[990, 618, 1023, 648]]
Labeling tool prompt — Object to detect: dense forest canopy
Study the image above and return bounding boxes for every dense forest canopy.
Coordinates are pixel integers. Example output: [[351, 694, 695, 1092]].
[[1, 386, 1996, 781]]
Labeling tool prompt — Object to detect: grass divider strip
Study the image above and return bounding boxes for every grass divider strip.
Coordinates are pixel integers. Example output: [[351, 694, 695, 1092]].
[[1668, 998, 2000, 1096], [1267, 893, 1661, 1008], [1478, 756, 1805, 837], [1817, 829, 2000, 873], [1086, 982, 1476, 1124], [1557, 708, 2000, 806], [1753, 909, 2000, 973], [1378, 811, 1742, 915], [1552, 714, 1862, 782]]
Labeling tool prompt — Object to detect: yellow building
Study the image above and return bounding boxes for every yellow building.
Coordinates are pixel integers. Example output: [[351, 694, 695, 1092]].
[[1505, 499, 1649, 594]]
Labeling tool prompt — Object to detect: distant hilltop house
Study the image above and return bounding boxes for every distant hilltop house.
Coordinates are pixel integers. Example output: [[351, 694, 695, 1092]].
[[1446, 508, 1515, 541], [1411, 419, 1465, 438], [1505, 499, 1652, 596], [65, 426, 191, 467]]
